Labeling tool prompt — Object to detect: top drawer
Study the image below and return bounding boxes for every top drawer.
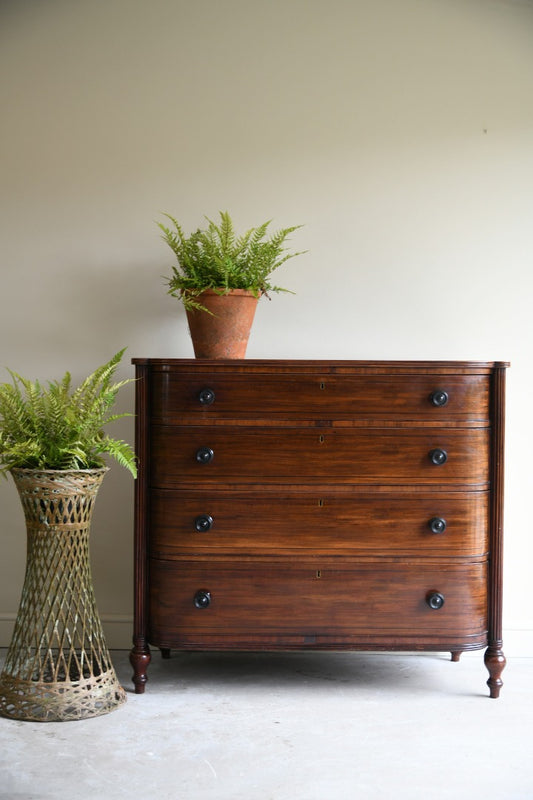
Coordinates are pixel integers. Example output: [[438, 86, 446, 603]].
[[150, 371, 490, 424]]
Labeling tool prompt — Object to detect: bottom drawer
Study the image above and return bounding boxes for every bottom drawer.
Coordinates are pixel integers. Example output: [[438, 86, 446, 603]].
[[148, 559, 488, 650]]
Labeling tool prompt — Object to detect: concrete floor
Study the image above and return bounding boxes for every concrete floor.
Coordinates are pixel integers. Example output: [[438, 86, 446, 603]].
[[0, 649, 531, 800]]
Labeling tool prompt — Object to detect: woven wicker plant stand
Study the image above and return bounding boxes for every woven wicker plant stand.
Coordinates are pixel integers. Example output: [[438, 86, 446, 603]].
[[0, 468, 126, 722]]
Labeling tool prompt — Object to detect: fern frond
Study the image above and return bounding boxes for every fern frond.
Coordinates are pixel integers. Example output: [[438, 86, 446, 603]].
[[158, 212, 306, 307], [0, 350, 136, 478], [98, 436, 137, 477]]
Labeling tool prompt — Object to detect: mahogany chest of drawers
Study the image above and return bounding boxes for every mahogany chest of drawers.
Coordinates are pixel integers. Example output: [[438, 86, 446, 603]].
[[130, 359, 508, 697]]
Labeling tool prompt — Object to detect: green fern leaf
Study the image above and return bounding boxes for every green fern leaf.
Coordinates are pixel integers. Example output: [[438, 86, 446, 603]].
[[0, 350, 136, 478]]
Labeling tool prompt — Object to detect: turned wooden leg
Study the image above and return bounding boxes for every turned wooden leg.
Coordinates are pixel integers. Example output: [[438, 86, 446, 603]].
[[160, 648, 171, 659], [130, 643, 151, 694], [450, 651, 462, 662], [484, 645, 506, 699]]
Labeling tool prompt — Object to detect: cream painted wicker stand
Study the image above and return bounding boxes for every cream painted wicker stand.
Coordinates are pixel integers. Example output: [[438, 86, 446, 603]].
[[0, 469, 126, 721]]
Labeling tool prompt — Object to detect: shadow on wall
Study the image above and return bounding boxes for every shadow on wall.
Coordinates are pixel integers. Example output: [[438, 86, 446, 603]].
[[7, 254, 180, 370]]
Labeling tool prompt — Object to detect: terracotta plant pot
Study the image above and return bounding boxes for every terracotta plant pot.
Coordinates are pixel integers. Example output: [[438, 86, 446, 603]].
[[185, 289, 259, 359]]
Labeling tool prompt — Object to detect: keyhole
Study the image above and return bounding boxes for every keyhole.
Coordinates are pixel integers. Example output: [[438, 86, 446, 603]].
[[319, 381, 326, 390], [318, 434, 325, 444], [316, 570, 322, 579], [318, 498, 324, 507]]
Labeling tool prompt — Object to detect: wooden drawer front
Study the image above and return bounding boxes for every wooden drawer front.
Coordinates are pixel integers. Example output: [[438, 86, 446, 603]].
[[150, 426, 489, 486], [151, 372, 490, 423], [149, 559, 487, 642], [149, 490, 488, 558]]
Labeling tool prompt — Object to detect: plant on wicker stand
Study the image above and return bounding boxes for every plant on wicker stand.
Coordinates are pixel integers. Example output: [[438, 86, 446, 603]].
[[158, 211, 306, 358], [0, 349, 136, 721]]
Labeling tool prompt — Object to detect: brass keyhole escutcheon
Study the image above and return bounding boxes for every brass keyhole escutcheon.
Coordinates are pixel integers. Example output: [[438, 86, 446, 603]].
[[316, 570, 322, 579], [318, 498, 325, 507], [319, 381, 326, 390], [318, 434, 325, 444]]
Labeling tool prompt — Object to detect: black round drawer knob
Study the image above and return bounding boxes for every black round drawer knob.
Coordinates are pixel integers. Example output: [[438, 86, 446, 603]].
[[429, 448, 448, 466], [196, 447, 214, 464], [430, 390, 449, 407], [428, 516, 447, 534], [195, 514, 214, 532], [198, 388, 215, 406], [426, 591, 445, 610], [194, 590, 211, 609]]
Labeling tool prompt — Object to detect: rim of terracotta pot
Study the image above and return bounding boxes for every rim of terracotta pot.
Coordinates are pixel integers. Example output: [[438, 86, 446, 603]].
[[187, 288, 261, 299]]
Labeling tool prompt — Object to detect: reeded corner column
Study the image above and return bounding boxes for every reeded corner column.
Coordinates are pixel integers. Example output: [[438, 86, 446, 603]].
[[485, 364, 507, 698], [130, 360, 152, 694]]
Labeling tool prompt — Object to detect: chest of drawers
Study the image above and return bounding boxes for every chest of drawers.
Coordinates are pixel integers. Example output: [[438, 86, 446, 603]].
[[130, 359, 508, 697]]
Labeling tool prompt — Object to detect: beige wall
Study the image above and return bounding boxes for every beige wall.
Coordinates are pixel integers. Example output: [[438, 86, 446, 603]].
[[1, 0, 532, 652]]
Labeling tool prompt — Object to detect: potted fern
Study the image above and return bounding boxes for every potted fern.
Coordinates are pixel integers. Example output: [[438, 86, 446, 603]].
[[158, 210, 305, 358], [0, 349, 136, 721]]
